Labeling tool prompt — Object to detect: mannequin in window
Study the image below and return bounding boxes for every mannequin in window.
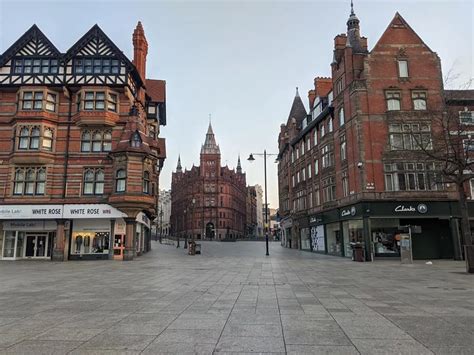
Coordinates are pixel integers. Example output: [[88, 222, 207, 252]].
[[75, 235, 83, 253], [84, 235, 90, 253]]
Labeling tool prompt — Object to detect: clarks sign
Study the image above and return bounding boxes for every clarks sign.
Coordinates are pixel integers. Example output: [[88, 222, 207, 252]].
[[394, 204, 428, 214]]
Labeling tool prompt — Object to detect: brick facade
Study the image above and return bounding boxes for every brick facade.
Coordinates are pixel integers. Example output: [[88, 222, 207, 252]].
[[278, 8, 471, 260], [171, 124, 247, 240], [0, 23, 166, 261]]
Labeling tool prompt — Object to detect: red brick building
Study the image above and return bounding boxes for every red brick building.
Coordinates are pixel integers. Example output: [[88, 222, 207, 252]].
[[0, 23, 166, 261], [171, 124, 247, 240], [278, 6, 472, 260]]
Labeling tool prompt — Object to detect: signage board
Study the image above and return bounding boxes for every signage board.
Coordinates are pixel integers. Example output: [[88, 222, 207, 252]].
[[63, 204, 126, 219], [0, 205, 63, 219], [135, 212, 151, 229], [3, 220, 57, 231]]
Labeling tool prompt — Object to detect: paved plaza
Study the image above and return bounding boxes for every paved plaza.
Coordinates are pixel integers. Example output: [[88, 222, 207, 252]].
[[0, 241, 473, 354]]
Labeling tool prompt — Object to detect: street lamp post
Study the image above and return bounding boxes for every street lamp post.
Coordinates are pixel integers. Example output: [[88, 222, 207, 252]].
[[248, 150, 278, 256], [189, 198, 196, 255]]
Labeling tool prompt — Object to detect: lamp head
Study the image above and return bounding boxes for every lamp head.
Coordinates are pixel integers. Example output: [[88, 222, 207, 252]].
[[247, 154, 255, 162]]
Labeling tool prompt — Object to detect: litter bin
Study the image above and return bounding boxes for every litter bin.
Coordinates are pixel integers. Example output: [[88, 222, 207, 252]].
[[351, 242, 365, 262]]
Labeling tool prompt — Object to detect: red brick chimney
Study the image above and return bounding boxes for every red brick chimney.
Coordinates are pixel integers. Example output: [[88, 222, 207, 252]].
[[133, 21, 148, 82]]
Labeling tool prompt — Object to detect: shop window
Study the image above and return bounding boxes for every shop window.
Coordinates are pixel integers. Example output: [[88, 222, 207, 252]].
[[398, 60, 409, 78], [13, 167, 46, 196], [339, 107, 345, 127], [83, 168, 104, 195], [115, 169, 126, 192], [72, 230, 110, 256], [81, 130, 112, 152], [384, 161, 443, 191], [143, 171, 150, 194], [412, 91, 427, 110], [386, 91, 401, 111]]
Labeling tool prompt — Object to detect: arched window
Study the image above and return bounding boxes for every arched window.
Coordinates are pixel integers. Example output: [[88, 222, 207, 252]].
[[43, 128, 53, 151], [83, 169, 104, 195], [92, 131, 102, 152], [36, 168, 46, 195], [81, 131, 91, 152], [339, 107, 345, 127], [103, 131, 112, 151], [18, 127, 30, 149], [115, 169, 126, 192], [95, 170, 105, 194], [30, 127, 40, 149], [143, 171, 150, 194], [83, 169, 95, 195], [131, 131, 142, 148]]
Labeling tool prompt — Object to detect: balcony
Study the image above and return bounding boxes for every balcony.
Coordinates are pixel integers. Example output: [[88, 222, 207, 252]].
[[73, 110, 119, 126]]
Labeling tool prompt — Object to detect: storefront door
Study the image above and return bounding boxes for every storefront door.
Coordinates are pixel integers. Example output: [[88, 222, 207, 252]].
[[24, 234, 49, 258]]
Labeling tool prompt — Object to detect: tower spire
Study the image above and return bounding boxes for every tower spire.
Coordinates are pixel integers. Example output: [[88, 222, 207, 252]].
[[295, 87, 299, 97], [237, 155, 242, 174], [201, 120, 220, 155], [350, 0, 354, 15], [176, 155, 182, 172]]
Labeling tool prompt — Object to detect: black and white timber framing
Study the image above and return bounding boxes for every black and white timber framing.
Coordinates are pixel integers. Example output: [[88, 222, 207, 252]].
[[0, 24, 143, 98]]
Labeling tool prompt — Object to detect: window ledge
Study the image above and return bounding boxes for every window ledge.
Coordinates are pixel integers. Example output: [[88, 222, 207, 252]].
[[73, 111, 119, 126]]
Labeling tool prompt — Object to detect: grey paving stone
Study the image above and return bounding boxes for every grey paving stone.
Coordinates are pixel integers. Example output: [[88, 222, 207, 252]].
[[142, 341, 216, 354], [284, 329, 352, 346], [34, 327, 104, 341], [351, 338, 434, 355], [286, 344, 360, 355], [153, 329, 220, 344], [222, 323, 282, 337], [79, 334, 155, 351], [215, 335, 285, 353], [0, 340, 82, 354]]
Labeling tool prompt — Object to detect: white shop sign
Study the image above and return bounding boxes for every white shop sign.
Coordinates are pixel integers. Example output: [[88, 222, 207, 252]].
[[3, 220, 57, 231], [0, 205, 63, 219], [63, 204, 126, 219], [73, 219, 110, 232], [135, 212, 151, 229]]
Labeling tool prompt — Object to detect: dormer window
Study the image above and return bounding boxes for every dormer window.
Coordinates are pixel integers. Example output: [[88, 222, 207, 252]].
[[14, 58, 58, 74], [131, 131, 142, 148], [74, 58, 120, 75]]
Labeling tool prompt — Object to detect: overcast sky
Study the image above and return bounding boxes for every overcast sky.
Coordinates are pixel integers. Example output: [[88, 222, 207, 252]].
[[0, 0, 472, 208]]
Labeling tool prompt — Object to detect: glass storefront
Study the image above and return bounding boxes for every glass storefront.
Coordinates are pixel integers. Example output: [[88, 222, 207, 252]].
[[310, 225, 325, 252], [326, 222, 342, 255], [342, 220, 364, 258], [2, 230, 54, 259], [371, 218, 400, 257], [300, 228, 311, 250], [71, 220, 110, 259]]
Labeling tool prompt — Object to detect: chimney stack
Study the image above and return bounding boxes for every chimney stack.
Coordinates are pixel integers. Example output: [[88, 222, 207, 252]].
[[133, 21, 148, 82]]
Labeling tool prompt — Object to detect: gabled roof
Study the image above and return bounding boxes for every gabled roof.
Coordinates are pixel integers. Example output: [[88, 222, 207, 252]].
[[64, 24, 143, 87], [372, 12, 434, 54], [146, 79, 166, 102], [0, 24, 61, 67]]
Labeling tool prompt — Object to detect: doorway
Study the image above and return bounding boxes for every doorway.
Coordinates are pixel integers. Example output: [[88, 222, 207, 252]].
[[24, 234, 49, 258], [205, 222, 215, 239]]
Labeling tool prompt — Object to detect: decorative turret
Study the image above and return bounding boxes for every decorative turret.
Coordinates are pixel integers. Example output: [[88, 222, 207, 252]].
[[346, 0, 367, 53], [132, 21, 148, 82], [287, 87, 307, 128]]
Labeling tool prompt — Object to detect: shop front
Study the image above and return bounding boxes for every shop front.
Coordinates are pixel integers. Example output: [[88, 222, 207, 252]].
[[279, 217, 292, 248], [306, 201, 462, 261], [0, 204, 127, 261], [135, 212, 151, 256]]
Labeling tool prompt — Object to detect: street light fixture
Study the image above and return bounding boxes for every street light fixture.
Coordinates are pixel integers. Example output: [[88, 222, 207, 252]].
[[247, 149, 279, 256]]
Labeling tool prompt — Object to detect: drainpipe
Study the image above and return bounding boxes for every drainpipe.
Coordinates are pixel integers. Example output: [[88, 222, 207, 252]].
[[62, 86, 72, 199]]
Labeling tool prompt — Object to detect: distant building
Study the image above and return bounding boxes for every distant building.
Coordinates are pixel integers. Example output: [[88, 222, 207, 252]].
[[171, 124, 247, 240], [246, 186, 257, 237], [255, 184, 264, 237], [155, 189, 171, 237]]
